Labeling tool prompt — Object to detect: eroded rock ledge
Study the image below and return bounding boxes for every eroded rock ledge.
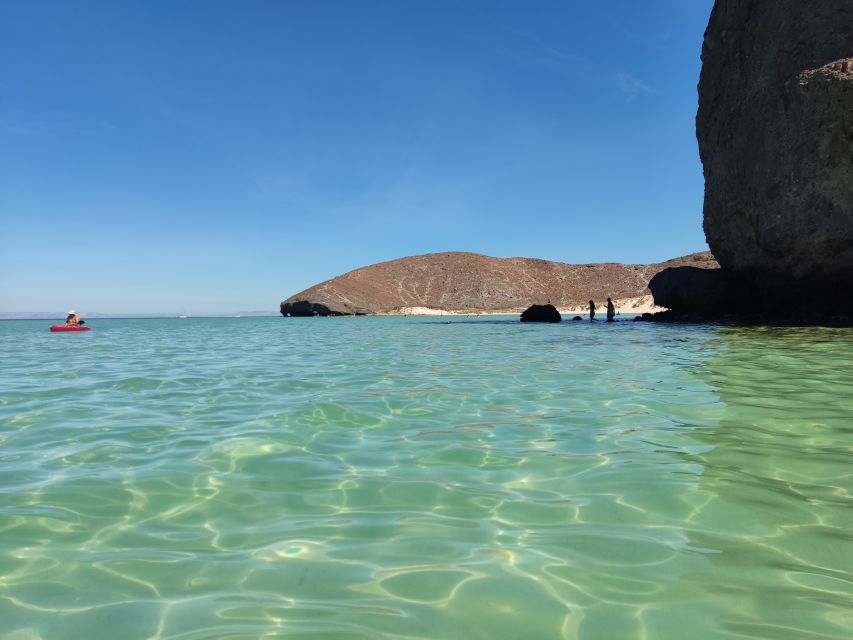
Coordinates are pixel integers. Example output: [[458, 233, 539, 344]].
[[641, 267, 853, 325]]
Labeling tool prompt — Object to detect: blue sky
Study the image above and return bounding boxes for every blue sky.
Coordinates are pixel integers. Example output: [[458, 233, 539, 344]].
[[1, 0, 714, 314]]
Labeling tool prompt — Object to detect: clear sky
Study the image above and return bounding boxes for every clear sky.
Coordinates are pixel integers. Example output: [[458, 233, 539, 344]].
[[1, 0, 715, 315]]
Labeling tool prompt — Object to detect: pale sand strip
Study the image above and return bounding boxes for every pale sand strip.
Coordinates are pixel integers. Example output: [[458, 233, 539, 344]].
[[559, 295, 665, 316], [383, 307, 519, 316], [386, 295, 664, 317]]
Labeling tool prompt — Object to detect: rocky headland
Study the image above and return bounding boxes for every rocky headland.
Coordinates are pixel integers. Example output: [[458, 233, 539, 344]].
[[280, 251, 717, 316], [649, 0, 853, 324]]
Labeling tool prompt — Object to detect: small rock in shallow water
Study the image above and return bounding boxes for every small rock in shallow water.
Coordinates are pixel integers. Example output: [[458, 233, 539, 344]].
[[520, 304, 562, 323]]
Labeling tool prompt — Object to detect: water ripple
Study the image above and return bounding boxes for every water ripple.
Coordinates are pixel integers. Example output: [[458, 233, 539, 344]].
[[0, 318, 851, 639]]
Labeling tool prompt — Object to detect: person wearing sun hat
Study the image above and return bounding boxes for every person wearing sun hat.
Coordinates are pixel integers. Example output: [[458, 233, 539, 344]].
[[65, 309, 82, 326]]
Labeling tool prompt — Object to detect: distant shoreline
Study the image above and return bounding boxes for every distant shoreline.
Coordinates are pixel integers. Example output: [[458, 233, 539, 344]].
[[3, 295, 665, 321]]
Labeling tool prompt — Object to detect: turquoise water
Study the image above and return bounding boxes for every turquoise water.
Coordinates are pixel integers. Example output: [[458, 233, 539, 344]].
[[0, 316, 851, 639]]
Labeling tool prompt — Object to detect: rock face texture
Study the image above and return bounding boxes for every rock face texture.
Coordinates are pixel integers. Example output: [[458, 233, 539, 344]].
[[280, 251, 717, 316], [698, 0, 853, 290], [520, 304, 562, 323]]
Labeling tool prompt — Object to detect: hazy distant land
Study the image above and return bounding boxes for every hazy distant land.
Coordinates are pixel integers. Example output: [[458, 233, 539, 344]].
[[0, 311, 280, 321]]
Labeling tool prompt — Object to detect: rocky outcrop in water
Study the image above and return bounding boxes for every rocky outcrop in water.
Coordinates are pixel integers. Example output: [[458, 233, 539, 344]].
[[280, 301, 374, 317], [693, 0, 853, 320], [280, 301, 344, 317], [520, 304, 562, 323], [279, 251, 717, 316]]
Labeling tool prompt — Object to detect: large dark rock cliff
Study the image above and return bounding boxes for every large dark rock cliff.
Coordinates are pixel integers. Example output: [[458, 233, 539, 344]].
[[695, 0, 853, 318], [646, 0, 853, 323]]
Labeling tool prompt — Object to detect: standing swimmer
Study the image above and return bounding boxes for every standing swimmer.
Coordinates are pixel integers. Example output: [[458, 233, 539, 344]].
[[588, 300, 596, 321], [606, 297, 616, 322]]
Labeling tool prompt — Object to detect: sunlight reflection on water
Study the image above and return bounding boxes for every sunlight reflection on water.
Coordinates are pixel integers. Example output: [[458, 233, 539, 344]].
[[0, 317, 851, 639]]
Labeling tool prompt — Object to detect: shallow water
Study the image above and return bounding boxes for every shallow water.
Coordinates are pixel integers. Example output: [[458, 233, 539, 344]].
[[0, 316, 851, 639]]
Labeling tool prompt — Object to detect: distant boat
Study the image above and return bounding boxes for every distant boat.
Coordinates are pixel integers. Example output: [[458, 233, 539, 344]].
[[178, 314, 188, 319]]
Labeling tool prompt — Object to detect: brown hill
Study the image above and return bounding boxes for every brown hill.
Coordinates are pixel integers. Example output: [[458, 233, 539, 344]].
[[280, 251, 717, 316]]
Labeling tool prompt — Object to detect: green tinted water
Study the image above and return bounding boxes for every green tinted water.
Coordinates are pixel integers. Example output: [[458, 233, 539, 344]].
[[0, 317, 850, 639]]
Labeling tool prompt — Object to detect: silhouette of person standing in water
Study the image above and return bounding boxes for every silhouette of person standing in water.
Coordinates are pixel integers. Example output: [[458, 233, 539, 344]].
[[588, 300, 596, 321], [606, 297, 615, 322]]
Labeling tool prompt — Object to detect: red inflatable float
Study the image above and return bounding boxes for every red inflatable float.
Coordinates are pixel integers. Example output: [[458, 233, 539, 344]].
[[50, 325, 91, 332]]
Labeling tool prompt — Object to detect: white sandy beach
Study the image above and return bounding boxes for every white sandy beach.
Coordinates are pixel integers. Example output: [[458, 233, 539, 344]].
[[389, 296, 665, 317]]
